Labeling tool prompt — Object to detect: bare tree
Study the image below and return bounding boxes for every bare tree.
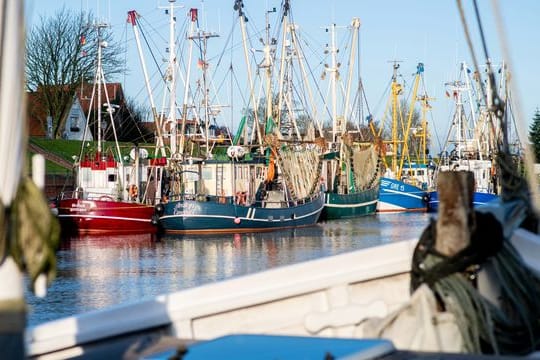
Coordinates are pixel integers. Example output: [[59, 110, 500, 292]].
[[104, 97, 155, 144], [26, 7, 123, 139]]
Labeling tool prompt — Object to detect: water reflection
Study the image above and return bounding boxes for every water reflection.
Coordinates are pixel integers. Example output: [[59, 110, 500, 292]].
[[26, 213, 431, 327]]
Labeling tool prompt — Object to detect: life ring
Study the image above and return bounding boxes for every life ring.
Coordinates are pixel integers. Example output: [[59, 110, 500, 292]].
[[235, 191, 246, 205], [129, 184, 138, 199]]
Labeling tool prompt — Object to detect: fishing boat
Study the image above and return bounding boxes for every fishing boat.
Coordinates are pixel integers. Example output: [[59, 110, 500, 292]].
[[318, 20, 381, 220], [56, 24, 160, 235], [427, 62, 498, 212], [158, 149, 324, 234], [152, 1, 325, 234], [374, 63, 434, 213]]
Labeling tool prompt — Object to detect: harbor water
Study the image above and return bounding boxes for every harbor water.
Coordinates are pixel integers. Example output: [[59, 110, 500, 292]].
[[25, 212, 432, 327]]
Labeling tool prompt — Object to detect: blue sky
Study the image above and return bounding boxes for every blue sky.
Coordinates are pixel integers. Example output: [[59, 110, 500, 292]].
[[25, 0, 540, 152]]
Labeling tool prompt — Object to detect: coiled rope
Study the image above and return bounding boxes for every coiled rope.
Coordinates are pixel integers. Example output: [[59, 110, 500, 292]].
[[411, 210, 540, 355], [0, 178, 60, 292]]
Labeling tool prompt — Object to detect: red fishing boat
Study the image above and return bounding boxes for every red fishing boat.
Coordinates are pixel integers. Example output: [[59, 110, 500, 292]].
[[57, 24, 162, 236], [56, 152, 159, 235]]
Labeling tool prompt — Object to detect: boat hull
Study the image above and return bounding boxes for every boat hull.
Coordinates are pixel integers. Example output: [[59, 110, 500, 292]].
[[158, 193, 325, 234], [426, 191, 498, 212], [319, 186, 379, 220], [57, 198, 157, 235], [377, 178, 428, 213]]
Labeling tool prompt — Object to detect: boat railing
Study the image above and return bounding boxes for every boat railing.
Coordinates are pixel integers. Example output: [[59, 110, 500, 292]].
[[58, 189, 120, 202], [165, 191, 322, 208]]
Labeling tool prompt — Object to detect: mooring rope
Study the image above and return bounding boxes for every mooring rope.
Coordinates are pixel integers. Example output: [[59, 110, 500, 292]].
[[0, 177, 60, 291], [411, 212, 540, 355]]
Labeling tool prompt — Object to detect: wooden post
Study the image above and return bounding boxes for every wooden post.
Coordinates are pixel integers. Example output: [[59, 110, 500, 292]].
[[435, 171, 475, 256]]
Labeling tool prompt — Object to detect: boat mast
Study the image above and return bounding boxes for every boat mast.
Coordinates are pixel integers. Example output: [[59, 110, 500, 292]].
[[289, 25, 324, 137], [263, 6, 276, 138], [445, 79, 467, 160], [165, 0, 179, 156], [235, 0, 263, 151], [96, 24, 105, 157], [417, 92, 433, 165], [276, 5, 287, 137], [179, 8, 197, 156], [95, 22, 125, 194], [390, 61, 402, 176], [397, 63, 422, 179], [328, 23, 339, 145], [343, 18, 361, 131], [127, 11, 166, 158]]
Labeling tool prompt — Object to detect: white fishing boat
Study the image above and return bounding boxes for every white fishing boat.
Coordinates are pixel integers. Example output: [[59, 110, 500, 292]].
[[427, 62, 499, 212]]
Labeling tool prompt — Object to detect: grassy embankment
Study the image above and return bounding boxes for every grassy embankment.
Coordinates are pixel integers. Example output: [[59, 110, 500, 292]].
[[28, 138, 154, 174]]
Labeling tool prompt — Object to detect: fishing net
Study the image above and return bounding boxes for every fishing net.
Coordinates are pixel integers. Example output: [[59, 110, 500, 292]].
[[352, 144, 380, 191], [277, 146, 321, 200]]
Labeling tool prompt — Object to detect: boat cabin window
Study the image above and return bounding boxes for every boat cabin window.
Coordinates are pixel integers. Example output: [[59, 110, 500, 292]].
[[202, 167, 213, 180], [108, 174, 116, 182]]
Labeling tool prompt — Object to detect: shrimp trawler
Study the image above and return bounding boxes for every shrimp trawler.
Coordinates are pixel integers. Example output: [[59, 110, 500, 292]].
[[318, 19, 381, 220], [427, 62, 500, 212], [155, 1, 324, 234], [56, 24, 162, 235], [374, 62, 434, 212]]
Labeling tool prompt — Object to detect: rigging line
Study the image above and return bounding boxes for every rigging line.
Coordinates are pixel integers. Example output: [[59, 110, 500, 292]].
[[357, 26, 363, 130], [210, 18, 235, 83], [360, 79, 372, 117], [291, 28, 332, 122], [420, 76, 442, 152], [137, 19, 166, 87], [455, 0, 486, 103], [471, 1, 502, 152], [211, 65, 231, 104], [472, 0, 491, 62], [489, 0, 540, 214], [230, 65, 249, 115], [372, 77, 392, 120]]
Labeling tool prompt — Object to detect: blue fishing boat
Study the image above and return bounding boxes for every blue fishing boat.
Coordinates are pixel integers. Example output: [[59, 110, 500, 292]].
[[373, 63, 434, 213], [427, 190, 497, 212], [378, 176, 428, 213], [158, 187, 324, 234], [153, 0, 325, 234], [157, 148, 325, 234]]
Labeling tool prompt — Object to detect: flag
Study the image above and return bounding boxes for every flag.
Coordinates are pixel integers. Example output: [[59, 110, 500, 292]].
[[197, 59, 208, 70]]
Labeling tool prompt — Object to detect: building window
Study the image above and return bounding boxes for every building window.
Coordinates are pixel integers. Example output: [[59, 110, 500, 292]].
[[70, 116, 80, 132]]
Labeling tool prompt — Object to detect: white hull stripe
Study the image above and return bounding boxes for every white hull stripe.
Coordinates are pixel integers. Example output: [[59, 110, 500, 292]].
[[323, 199, 378, 208], [57, 214, 151, 223], [380, 188, 423, 200], [161, 206, 323, 223]]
